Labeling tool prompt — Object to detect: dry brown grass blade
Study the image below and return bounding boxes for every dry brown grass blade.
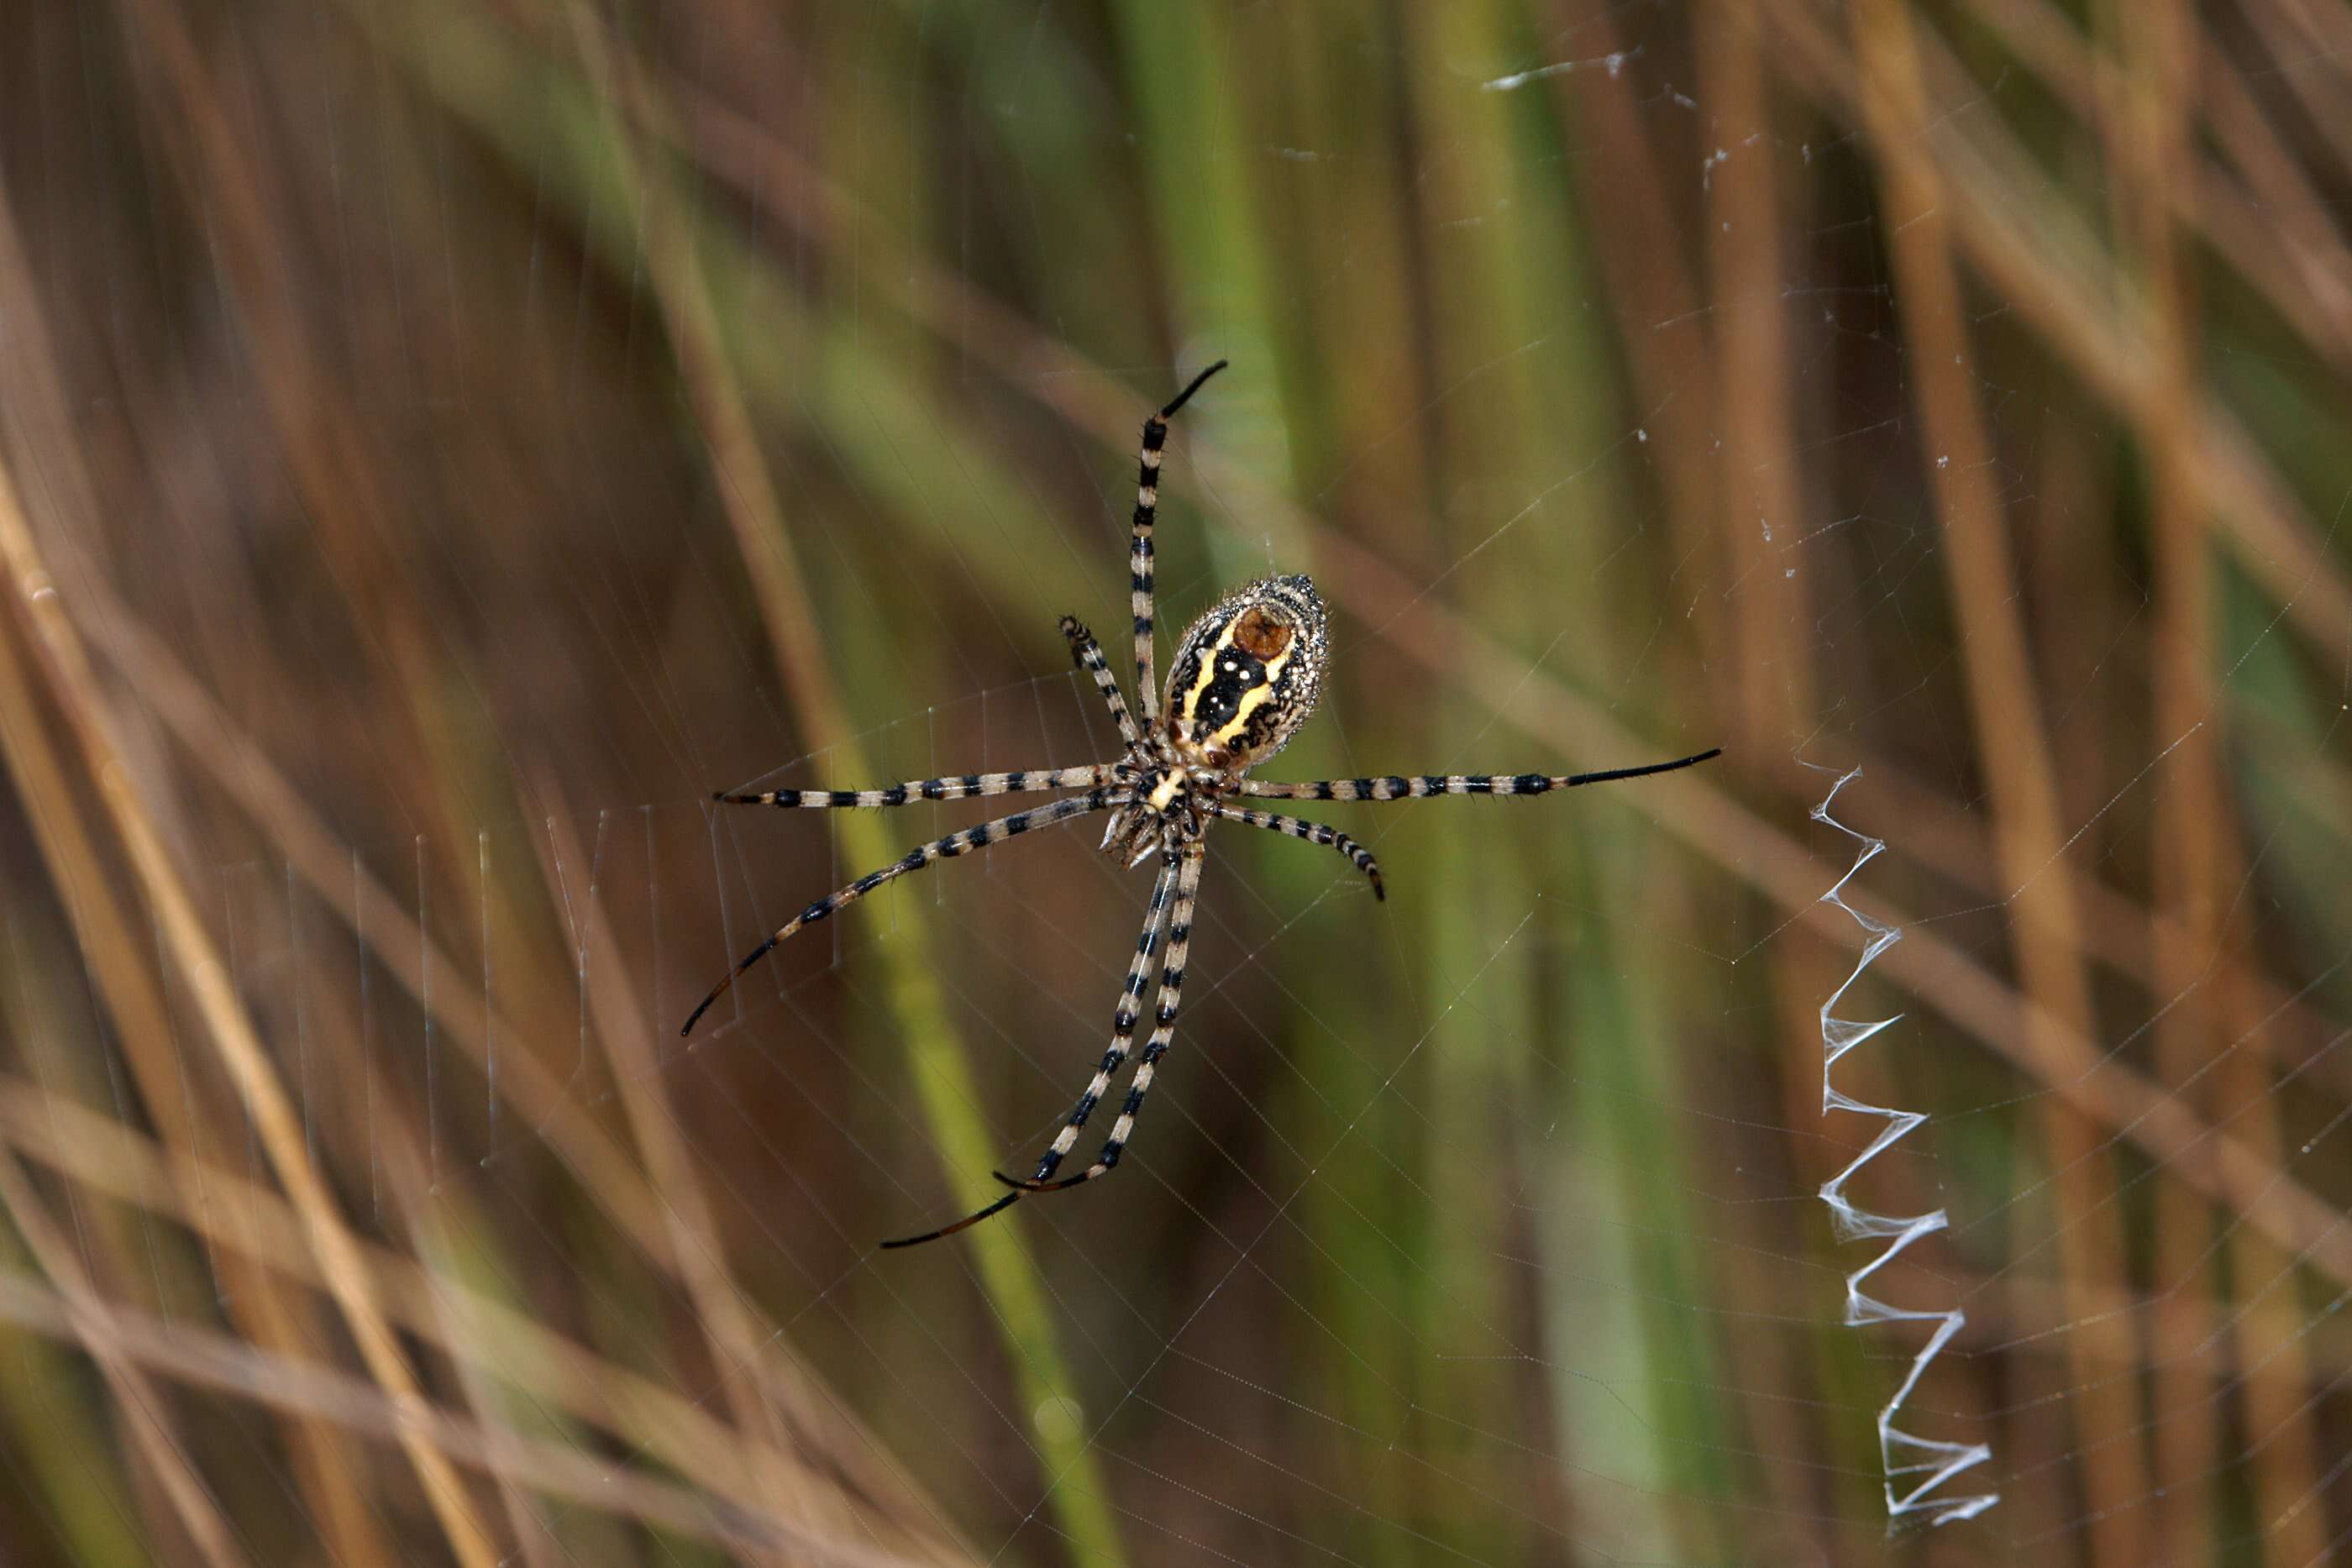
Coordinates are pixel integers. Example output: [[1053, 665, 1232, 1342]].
[[1699, 12, 1840, 1539], [1863, 4, 2134, 1544], [0, 585, 397, 1568], [404, 1250, 567, 1568], [39, 1016, 2328, 1535], [2128, 31, 2336, 1532], [1964, 0, 2352, 371], [5, 14, 994, 1547], [116, 0, 473, 885], [0, 1073, 912, 1539], [2107, 0, 2231, 1547], [0, 396, 501, 1568], [1186, 429, 2352, 1309], [557, 1, 850, 742], [1858, 756, 2350, 1102], [1695, 0, 1812, 753], [2216, 949, 2335, 1568], [0, 176, 408, 1568], [360, 1052, 575, 1568], [2196, 51, 2352, 364], [2239, 0, 2352, 186], [0, 664, 397, 1568], [61, 567, 977, 1548], [1756, 0, 2352, 663], [529, 790, 824, 1559], [528, 785, 975, 1566], [74, 575, 662, 1250], [1331, 500, 2352, 1267], [0, 1136, 248, 1566], [1562, 5, 1828, 1537], [0, 102, 493, 1544], [1546, 3, 1732, 707], [0, 585, 255, 1560], [1762, 8, 2347, 1545], [0, 1262, 939, 1565]]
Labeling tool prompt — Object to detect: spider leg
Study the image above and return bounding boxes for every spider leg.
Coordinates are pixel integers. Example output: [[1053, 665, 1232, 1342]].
[[683, 787, 1118, 1037], [1004, 840, 1205, 1193], [1131, 359, 1228, 726], [1058, 616, 1140, 748], [1206, 802, 1383, 899], [1236, 747, 1722, 801], [714, 763, 1115, 810], [879, 852, 1180, 1249], [869, 1188, 1023, 1250]]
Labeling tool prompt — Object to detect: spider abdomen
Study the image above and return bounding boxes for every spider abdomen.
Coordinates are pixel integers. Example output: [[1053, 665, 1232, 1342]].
[[1163, 574, 1328, 769]]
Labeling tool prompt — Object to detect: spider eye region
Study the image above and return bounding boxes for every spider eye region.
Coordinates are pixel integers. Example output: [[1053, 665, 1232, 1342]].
[[1163, 574, 1328, 769]]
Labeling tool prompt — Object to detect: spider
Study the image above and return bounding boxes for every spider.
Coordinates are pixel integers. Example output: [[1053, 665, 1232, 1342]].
[[685, 361, 1720, 1247]]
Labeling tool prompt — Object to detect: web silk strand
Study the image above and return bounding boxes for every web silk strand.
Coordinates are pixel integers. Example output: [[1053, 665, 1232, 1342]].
[[1814, 768, 1998, 1529]]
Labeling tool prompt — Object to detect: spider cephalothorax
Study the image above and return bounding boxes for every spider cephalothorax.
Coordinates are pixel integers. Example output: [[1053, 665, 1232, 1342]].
[[1098, 574, 1331, 867], [686, 359, 1720, 1247]]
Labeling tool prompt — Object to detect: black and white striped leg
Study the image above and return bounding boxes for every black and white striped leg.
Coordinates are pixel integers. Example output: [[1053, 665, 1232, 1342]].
[[1208, 803, 1384, 899], [1236, 747, 1723, 803], [878, 852, 1180, 1249], [1059, 616, 1141, 749], [1131, 359, 1227, 726], [1020, 851, 1178, 1184], [715, 764, 1115, 810], [683, 788, 1118, 1037], [1006, 841, 1204, 1193]]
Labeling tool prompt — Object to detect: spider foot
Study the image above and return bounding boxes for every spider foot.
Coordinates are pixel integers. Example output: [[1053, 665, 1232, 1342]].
[[876, 1188, 1021, 1250], [993, 1167, 1098, 1194]]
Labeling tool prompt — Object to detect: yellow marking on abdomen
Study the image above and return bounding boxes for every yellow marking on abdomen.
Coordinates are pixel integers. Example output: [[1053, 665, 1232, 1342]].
[[1208, 641, 1294, 747], [1173, 620, 1233, 729]]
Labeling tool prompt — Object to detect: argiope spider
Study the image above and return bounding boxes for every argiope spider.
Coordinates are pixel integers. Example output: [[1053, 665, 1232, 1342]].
[[685, 361, 1720, 1247]]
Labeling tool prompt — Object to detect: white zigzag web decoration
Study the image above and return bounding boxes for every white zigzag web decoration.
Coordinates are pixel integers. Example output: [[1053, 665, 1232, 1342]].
[[1813, 768, 1999, 1529]]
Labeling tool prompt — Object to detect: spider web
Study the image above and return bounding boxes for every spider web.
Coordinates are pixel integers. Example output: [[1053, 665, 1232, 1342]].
[[0, 3, 2348, 1566]]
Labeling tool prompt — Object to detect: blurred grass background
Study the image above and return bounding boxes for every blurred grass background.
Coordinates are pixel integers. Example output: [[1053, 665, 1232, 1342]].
[[0, 1, 2348, 1563]]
